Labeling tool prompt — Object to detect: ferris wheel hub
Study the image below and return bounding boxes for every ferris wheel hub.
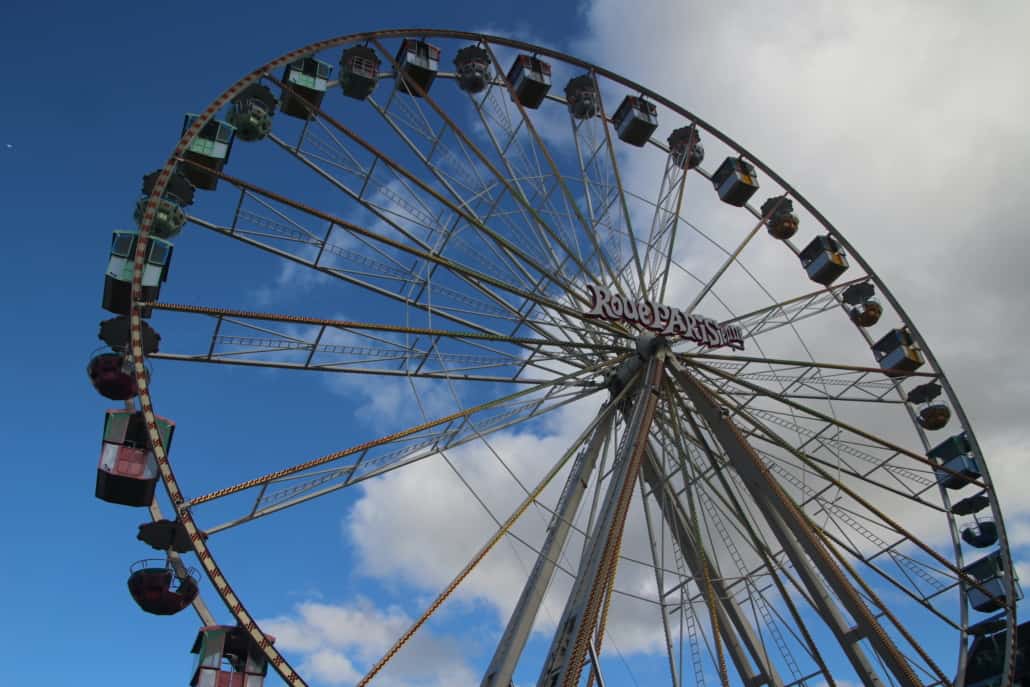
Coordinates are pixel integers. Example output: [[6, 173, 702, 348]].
[[634, 331, 669, 360]]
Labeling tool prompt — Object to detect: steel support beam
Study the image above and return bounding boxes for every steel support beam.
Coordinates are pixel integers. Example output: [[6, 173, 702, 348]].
[[482, 408, 616, 687], [669, 359, 922, 687], [537, 351, 666, 687]]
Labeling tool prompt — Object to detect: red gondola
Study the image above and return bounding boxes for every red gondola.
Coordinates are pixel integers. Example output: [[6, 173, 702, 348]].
[[87, 352, 137, 400], [128, 559, 199, 615]]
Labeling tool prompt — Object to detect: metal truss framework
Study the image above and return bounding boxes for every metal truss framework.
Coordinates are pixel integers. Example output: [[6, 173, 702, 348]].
[[120, 28, 1018, 687]]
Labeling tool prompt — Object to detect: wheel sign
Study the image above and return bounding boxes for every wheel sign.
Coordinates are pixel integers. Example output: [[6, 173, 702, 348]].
[[584, 283, 745, 350]]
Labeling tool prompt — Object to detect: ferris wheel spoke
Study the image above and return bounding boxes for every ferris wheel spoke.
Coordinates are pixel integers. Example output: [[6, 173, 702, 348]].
[[762, 420, 939, 504], [480, 40, 620, 283], [701, 378, 1010, 620], [637, 479, 685, 687], [745, 447, 955, 605], [180, 163, 632, 346], [366, 40, 605, 296], [186, 208, 521, 335], [642, 384, 802, 687], [684, 197, 789, 316], [685, 357, 982, 491], [363, 92, 565, 286], [141, 301, 617, 381], [464, 86, 632, 323], [697, 377, 951, 513], [273, 129, 536, 294], [272, 115, 606, 357], [293, 117, 538, 288], [221, 203, 601, 355], [813, 527, 954, 685], [269, 74, 589, 306], [815, 520, 960, 632], [638, 150, 689, 301], [589, 72, 647, 293], [659, 386, 837, 685], [462, 83, 584, 273], [261, 106, 638, 360], [682, 352, 917, 405], [268, 126, 585, 338], [724, 277, 870, 339], [670, 362, 931, 687], [566, 101, 638, 297], [193, 366, 609, 535], [644, 453, 787, 687]]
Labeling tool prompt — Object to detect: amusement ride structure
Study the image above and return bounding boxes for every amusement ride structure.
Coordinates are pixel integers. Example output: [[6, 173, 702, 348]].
[[86, 29, 1024, 687]]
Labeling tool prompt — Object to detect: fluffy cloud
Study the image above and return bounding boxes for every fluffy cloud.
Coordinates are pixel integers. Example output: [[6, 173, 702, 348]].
[[261, 598, 477, 687]]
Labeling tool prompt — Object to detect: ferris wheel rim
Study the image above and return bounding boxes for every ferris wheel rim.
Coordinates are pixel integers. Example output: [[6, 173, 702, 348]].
[[123, 27, 1016, 687]]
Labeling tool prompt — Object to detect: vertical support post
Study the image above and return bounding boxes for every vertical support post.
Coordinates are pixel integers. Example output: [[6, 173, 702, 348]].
[[669, 359, 921, 687], [482, 409, 616, 687], [537, 351, 666, 687]]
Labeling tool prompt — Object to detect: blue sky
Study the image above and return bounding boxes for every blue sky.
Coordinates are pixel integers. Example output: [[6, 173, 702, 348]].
[[3, 2, 1030, 687]]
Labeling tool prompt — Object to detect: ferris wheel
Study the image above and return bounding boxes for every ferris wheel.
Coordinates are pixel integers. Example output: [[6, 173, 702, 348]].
[[86, 29, 1024, 687]]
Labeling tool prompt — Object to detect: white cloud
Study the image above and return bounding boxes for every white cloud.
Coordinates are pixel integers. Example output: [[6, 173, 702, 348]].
[[260, 597, 477, 687], [304, 650, 363, 686]]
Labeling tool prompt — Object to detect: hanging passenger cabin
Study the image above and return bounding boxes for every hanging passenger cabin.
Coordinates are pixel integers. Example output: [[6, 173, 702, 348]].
[[928, 432, 980, 490], [871, 327, 923, 377], [564, 75, 598, 120], [507, 54, 551, 109], [842, 281, 882, 327], [180, 116, 236, 191], [906, 381, 951, 430], [919, 403, 951, 430], [963, 620, 1030, 687], [102, 230, 172, 317], [454, 45, 491, 94], [798, 234, 848, 286], [138, 519, 198, 553], [128, 559, 198, 615], [99, 315, 161, 355], [133, 168, 195, 239], [339, 45, 381, 100], [395, 39, 440, 97], [612, 96, 658, 147], [711, 157, 759, 207], [963, 520, 999, 548], [760, 196, 799, 240], [952, 491, 991, 516], [229, 83, 278, 141], [668, 125, 704, 170], [961, 550, 1023, 613], [96, 409, 174, 507], [279, 57, 331, 119], [191, 625, 275, 687], [87, 352, 136, 400]]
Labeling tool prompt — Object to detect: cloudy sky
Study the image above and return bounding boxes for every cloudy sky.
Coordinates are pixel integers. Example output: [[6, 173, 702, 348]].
[[3, 1, 1029, 687]]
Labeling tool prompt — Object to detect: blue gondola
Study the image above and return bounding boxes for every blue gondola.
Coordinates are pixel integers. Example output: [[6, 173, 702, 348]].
[[507, 54, 551, 109], [799, 235, 848, 285], [871, 327, 924, 377], [712, 157, 759, 206]]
